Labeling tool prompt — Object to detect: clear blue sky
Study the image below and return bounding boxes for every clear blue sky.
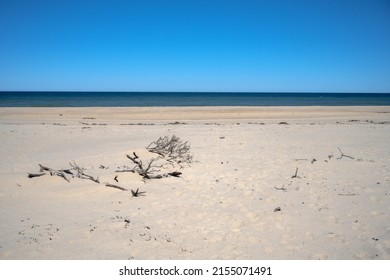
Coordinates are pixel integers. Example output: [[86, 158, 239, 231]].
[[1, 0, 389, 92]]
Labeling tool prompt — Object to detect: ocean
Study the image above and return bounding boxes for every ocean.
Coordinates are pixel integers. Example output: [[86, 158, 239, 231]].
[[1, 92, 390, 107]]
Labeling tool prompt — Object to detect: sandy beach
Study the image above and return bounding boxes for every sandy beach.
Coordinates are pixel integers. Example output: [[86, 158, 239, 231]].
[[0, 106, 389, 260]]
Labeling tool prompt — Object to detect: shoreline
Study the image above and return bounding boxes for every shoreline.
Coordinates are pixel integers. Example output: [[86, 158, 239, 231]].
[[1, 106, 390, 122]]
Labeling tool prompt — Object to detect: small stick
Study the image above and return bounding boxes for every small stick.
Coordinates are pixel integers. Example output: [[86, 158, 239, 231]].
[[28, 173, 46, 178], [291, 167, 300, 179], [168, 171, 182, 177], [115, 169, 135, 173], [338, 193, 357, 196], [69, 162, 99, 183], [131, 188, 146, 197], [337, 147, 354, 160], [38, 164, 51, 172], [105, 183, 127, 191]]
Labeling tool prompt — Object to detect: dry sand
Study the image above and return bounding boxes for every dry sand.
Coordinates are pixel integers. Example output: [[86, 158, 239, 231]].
[[0, 106, 389, 259]]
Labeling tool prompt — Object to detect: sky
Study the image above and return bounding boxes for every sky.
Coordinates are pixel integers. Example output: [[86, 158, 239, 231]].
[[0, 0, 390, 92]]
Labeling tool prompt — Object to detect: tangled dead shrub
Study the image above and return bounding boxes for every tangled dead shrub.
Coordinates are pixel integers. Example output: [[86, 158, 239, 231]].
[[146, 135, 193, 165]]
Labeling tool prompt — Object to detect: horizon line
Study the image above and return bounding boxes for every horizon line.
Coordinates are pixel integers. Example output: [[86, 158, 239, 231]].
[[1, 91, 390, 94]]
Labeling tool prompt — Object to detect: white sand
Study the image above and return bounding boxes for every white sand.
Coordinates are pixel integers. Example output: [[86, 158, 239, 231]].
[[0, 106, 389, 259]]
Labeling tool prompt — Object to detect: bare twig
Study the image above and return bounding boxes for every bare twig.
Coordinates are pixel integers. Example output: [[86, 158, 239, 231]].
[[69, 162, 100, 183], [105, 183, 127, 191], [168, 171, 182, 177], [38, 164, 51, 172], [291, 167, 300, 179], [125, 154, 162, 179], [131, 188, 146, 197], [126, 154, 143, 171], [28, 173, 46, 178], [337, 147, 354, 160], [38, 164, 70, 182], [115, 168, 135, 173]]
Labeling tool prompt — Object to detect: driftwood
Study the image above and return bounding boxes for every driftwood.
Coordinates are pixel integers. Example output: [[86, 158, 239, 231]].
[[168, 171, 182, 177], [123, 154, 183, 179], [30, 163, 99, 183], [126, 154, 161, 179], [38, 164, 70, 182], [117, 136, 191, 180], [27, 173, 46, 178], [105, 183, 127, 191], [115, 168, 135, 173], [69, 162, 100, 183], [27, 135, 191, 199]]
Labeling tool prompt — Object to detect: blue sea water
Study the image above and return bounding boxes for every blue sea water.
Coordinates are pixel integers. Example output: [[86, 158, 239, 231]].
[[0, 92, 390, 107]]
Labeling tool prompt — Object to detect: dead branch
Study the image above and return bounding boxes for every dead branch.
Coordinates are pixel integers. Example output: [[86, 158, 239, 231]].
[[291, 167, 300, 179], [126, 154, 143, 171], [274, 181, 292, 192], [131, 188, 146, 197], [115, 168, 135, 173], [69, 162, 100, 183], [28, 173, 46, 178], [105, 183, 127, 191], [125, 154, 161, 179], [168, 171, 182, 177], [38, 164, 70, 182], [38, 164, 51, 172], [337, 147, 354, 160], [143, 157, 160, 177]]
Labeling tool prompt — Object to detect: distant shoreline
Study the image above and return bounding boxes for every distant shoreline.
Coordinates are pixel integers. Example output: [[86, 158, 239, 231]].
[[1, 106, 390, 122]]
